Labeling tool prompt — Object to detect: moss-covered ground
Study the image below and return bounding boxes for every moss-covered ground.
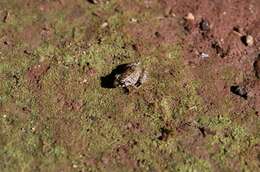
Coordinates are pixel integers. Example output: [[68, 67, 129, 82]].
[[0, 0, 259, 171]]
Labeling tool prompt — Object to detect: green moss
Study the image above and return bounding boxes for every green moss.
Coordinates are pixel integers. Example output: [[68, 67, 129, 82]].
[[221, 67, 241, 84], [78, 33, 136, 73], [174, 157, 212, 172], [34, 43, 56, 59], [0, 63, 11, 74], [197, 115, 232, 130], [160, 97, 173, 121], [0, 79, 12, 104]]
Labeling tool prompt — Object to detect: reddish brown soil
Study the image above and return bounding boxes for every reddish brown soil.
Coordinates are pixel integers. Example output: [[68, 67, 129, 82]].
[[169, 0, 260, 109]]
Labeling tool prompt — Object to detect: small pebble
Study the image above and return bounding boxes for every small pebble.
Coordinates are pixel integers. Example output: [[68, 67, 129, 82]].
[[185, 12, 195, 21], [246, 35, 254, 46], [200, 52, 209, 59], [199, 19, 210, 31], [31, 127, 36, 132], [130, 18, 138, 23], [241, 35, 254, 46], [230, 85, 247, 99], [82, 78, 88, 83], [101, 22, 108, 28]]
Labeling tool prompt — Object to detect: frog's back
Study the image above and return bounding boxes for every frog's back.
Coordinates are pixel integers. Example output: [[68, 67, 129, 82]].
[[114, 62, 141, 87]]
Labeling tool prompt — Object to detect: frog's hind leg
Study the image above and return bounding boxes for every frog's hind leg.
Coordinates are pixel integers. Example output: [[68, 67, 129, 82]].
[[122, 87, 130, 95], [123, 85, 138, 95], [134, 82, 142, 88], [135, 70, 148, 88]]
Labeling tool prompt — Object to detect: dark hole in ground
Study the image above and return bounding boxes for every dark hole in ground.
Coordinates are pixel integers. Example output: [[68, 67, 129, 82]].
[[230, 85, 247, 99], [100, 63, 130, 89], [155, 31, 161, 38]]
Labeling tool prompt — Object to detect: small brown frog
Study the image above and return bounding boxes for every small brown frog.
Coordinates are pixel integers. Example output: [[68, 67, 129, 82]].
[[113, 62, 147, 89]]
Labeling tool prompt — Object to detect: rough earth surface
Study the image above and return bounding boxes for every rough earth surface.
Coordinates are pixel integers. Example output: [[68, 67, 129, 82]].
[[0, 0, 259, 171]]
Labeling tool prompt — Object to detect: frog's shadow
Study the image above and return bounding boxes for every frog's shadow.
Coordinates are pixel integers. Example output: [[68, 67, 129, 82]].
[[100, 64, 129, 89]]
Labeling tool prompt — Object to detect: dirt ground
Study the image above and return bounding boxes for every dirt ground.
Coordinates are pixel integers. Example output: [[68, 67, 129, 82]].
[[0, 0, 259, 171]]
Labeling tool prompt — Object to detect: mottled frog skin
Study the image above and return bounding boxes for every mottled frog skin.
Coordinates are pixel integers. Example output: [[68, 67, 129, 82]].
[[113, 62, 147, 88]]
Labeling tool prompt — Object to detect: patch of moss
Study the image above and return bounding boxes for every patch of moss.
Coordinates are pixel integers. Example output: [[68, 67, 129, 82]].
[[174, 156, 212, 172], [78, 33, 136, 73], [221, 66, 241, 85]]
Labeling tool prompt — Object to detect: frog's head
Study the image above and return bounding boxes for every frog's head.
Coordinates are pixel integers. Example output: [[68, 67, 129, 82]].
[[133, 61, 140, 66]]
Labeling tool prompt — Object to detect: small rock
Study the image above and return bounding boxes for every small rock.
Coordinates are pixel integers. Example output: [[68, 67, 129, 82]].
[[200, 52, 209, 59], [101, 22, 108, 28], [183, 13, 195, 32], [185, 12, 195, 21], [247, 36, 254, 46], [72, 164, 78, 168], [241, 35, 254, 46], [130, 18, 138, 23], [230, 85, 247, 99], [254, 55, 260, 79], [31, 127, 36, 132], [199, 19, 210, 31], [82, 78, 88, 83]]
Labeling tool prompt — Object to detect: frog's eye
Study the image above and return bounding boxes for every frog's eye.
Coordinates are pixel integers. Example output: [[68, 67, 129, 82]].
[[113, 80, 119, 87], [115, 74, 120, 79]]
